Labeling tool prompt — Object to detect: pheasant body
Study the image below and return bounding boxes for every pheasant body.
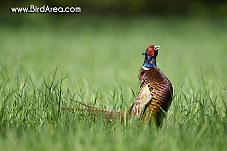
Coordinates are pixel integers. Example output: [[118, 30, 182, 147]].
[[129, 67, 173, 126]]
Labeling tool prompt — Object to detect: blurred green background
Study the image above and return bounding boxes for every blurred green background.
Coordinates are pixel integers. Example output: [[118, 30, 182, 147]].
[[1, 1, 227, 151], [1, 0, 227, 87]]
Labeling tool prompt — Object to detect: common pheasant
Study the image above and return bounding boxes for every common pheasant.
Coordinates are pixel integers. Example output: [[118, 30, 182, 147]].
[[128, 45, 173, 126], [63, 45, 173, 127]]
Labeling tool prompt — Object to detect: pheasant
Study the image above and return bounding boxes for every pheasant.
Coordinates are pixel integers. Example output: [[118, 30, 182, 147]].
[[63, 45, 173, 127], [128, 45, 173, 126]]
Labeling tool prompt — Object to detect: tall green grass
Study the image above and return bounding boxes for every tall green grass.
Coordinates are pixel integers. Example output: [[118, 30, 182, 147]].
[[0, 16, 227, 151]]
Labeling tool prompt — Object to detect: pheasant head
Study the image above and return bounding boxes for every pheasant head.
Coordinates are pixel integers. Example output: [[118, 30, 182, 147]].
[[142, 45, 160, 70]]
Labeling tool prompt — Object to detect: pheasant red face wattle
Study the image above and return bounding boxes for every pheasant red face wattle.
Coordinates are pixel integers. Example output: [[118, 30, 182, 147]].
[[146, 45, 155, 56]]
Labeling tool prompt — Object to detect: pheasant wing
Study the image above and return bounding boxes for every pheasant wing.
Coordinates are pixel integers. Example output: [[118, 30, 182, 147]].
[[129, 84, 153, 116]]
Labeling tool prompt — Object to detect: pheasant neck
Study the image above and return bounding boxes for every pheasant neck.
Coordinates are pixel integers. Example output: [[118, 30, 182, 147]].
[[142, 57, 157, 70]]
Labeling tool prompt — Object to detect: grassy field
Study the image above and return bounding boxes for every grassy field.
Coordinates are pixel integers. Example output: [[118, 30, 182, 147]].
[[0, 15, 227, 151]]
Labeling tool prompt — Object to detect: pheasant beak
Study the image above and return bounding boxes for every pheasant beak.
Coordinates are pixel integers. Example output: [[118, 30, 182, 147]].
[[154, 45, 160, 51]]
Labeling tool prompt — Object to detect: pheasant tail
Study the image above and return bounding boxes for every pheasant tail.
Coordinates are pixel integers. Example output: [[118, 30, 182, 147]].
[[62, 102, 126, 122]]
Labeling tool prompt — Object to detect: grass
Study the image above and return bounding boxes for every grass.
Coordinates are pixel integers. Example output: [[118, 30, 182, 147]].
[[0, 15, 227, 151]]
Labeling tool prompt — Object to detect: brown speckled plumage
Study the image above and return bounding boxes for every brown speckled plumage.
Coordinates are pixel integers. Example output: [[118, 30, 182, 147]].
[[129, 67, 173, 126]]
